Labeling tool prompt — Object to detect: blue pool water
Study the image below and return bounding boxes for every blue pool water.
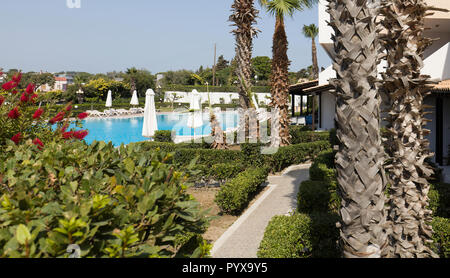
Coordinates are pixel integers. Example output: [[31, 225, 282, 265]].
[[74, 112, 239, 146]]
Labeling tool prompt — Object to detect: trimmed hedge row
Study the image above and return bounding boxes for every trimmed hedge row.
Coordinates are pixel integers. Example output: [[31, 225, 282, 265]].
[[289, 128, 330, 145], [432, 217, 450, 258], [428, 182, 450, 258], [266, 141, 331, 172], [257, 212, 340, 258], [258, 148, 341, 258], [215, 167, 270, 215]]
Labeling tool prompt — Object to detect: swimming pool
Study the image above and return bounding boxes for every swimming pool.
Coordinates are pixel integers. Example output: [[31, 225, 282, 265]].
[[76, 111, 239, 146]]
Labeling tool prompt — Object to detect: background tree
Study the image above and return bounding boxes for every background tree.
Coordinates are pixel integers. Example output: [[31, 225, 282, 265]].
[[259, 0, 317, 147], [252, 56, 272, 83], [125, 67, 138, 95], [302, 23, 319, 79], [328, 0, 389, 258], [380, 0, 444, 258], [124, 68, 155, 98]]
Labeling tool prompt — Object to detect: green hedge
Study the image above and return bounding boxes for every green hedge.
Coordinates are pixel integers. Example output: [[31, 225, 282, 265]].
[[432, 217, 450, 258], [257, 212, 340, 258], [289, 127, 330, 145], [154, 130, 173, 143], [266, 141, 331, 172], [297, 181, 339, 214], [429, 183, 450, 218], [215, 167, 270, 215]]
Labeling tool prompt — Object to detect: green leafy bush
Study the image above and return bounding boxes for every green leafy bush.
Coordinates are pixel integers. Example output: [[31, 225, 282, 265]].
[[215, 167, 269, 215], [309, 150, 337, 190], [0, 141, 209, 258], [257, 212, 340, 258], [266, 141, 331, 172], [428, 183, 450, 218], [431, 217, 450, 258], [209, 163, 245, 183], [297, 181, 331, 213], [154, 130, 173, 143], [289, 127, 330, 145]]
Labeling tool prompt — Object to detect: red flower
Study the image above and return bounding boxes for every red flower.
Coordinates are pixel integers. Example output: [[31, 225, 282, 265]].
[[11, 133, 22, 145], [2, 81, 16, 91], [26, 83, 35, 95], [62, 131, 74, 139], [77, 112, 89, 120], [33, 138, 44, 150], [0, 95, 4, 106], [66, 105, 73, 111], [12, 89, 19, 95], [12, 73, 22, 84], [20, 93, 28, 103], [73, 130, 88, 140], [29, 94, 38, 103], [49, 111, 65, 124], [8, 107, 20, 119], [33, 108, 44, 119]]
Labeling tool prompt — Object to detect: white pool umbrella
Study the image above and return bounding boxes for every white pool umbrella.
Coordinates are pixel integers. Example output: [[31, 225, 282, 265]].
[[105, 90, 113, 107], [187, 90, 203, 137], [252, 95, 260, 110], [142, 89, 158, 138], [130, 90, 139, 106], [189, 89, 201, 111]]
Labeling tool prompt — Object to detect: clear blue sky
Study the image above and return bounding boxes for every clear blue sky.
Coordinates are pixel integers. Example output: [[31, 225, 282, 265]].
[[0, 0, 330, 74]]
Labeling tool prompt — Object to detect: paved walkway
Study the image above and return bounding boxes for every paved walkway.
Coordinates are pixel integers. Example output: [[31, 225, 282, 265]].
[[211, 164, 311, 258]]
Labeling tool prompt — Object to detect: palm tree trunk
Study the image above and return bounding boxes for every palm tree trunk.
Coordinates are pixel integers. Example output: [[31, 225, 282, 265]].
[[329, 0, 389, 258], [231, 0, 258, 110], [230, 0, 259, 142], [380, 0, 438, 258], [210, 112, 229, 150], [271, 16, 291, 147], [311, 38, 319, 79]]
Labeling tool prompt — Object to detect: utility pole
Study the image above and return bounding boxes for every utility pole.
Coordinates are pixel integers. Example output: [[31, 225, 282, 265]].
[[212, 43, 217, 86]]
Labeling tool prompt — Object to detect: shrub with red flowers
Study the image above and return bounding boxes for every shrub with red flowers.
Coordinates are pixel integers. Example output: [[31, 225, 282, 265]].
[[0, 73, 89, 149]]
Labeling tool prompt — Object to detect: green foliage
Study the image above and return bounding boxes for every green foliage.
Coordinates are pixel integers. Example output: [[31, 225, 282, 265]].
[[429, 183, 450, 218], [252, 56, 272, 82], [0, 141, 209, 258], [266, 141, 331, 172], [289, 126, 330, 144], [154, 130, 173, 143], [431, 217, 450, 258], [208, 163, 245, 183], [215, 167, 269, 215], [257, 212, 340, 258], [297, 181, 332, 213]]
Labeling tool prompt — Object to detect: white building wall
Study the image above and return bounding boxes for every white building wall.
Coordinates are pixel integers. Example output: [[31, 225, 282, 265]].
[[164, 91, 272, 106], [423, 42, 450, 81], [320, 92, 336, 130]]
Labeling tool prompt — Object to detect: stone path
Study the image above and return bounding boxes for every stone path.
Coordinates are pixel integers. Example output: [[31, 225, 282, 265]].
[[211, 164, 311, 258]]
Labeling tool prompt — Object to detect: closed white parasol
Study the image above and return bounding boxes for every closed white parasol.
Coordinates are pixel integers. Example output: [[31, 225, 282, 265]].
[[105, 90, 113, 107], [130, 90, 139, 106], [142, 89, 158, 138]]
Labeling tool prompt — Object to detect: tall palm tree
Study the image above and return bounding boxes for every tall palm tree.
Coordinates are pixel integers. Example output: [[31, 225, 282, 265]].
[[328, 0, 389, 258], [259, 0, 316, 147], [126, 67, 138, 96], [230, 0, 259, 110], [302, 23, 319, 79], [380, 0, 440, 258], [230, 0, 259, 143]]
